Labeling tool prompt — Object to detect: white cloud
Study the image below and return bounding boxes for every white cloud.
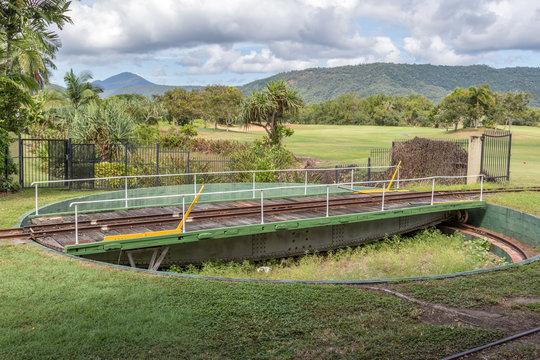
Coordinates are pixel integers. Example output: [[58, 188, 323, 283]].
[[53, 0, 540, 82]]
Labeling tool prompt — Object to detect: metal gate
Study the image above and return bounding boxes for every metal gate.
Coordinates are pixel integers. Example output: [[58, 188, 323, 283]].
[[19, 138, 69, 188], [480, 130, 512, 182]]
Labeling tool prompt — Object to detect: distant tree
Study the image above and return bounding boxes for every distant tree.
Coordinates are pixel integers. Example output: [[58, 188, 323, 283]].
[[161, 88, 204, 126], [240, 80, 303, 146], [63, 69, 103, 112], [434, 88, 469, 131], [203, 85, 243, 130], [0, 0, 72, 89], [497, 91, 534, 129], [467, 85, 494, 129]]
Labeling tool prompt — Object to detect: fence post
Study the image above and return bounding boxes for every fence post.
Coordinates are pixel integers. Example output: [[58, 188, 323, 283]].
[[506, 133, 512, 181], [18, 135, 23, 188], [367, 157, 371, 186], [68, 138, 73, 190], [4, 144, 8, 194], [155, 142, 160, 187], [186, 151, 190, 185], [335, 165, 338, 184], [350, 169, 354, 190]]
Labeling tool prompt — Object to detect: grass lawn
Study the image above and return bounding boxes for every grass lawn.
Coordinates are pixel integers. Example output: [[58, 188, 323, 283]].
[[1, 124, 539, 359], [198, 124, 540, 186]]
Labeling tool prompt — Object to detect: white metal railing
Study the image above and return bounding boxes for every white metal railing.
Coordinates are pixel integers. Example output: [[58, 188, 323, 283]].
[[67, 174, 484, 245], [30, 165, 397, 215]]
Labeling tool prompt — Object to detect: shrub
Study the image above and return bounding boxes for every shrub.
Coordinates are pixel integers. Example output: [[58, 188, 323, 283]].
[[231, 140, 296, 182], [94, 161, 136, 188], [133, 124, 160, 146]]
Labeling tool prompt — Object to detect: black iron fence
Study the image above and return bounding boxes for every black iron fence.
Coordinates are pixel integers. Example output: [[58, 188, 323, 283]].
[[17, 137, 233, 189], [481, 130, 512, 182]]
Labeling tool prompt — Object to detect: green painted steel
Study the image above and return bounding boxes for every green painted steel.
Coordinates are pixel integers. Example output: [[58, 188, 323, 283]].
[[468, 204, 540, 249], [65, 201, 486, 258], [31, 237, 540, 285]]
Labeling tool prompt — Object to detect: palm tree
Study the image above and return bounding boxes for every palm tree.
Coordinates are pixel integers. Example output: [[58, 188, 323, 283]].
[[63, 69, 103, 111], [0, 0, 72, 89], [240, 80, 303, 146], [468, 85, 494, 129]]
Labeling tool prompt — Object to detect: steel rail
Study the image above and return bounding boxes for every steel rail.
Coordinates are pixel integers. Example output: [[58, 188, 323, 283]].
[[8, 186, 540, 241]]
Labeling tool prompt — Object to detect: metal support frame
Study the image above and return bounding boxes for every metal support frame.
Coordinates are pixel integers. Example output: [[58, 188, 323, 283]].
[[125, 246, 170, 270]]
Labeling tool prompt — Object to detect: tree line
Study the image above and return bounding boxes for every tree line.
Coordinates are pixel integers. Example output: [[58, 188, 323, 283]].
[[293, 86, 538, 129]]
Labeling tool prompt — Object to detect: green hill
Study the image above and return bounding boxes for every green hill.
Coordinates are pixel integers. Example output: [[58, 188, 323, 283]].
[[240, 63, 540, 106]]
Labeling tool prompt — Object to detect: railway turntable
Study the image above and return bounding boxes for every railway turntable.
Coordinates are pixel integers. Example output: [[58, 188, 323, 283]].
[[25, 187, 488, 269]]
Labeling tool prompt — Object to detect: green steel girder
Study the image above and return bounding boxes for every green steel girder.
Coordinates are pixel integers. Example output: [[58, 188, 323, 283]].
[[64, 201, 485, 256]]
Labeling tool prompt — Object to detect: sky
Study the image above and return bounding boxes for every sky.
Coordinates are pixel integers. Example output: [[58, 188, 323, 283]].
[[50, 0, 540, 86]]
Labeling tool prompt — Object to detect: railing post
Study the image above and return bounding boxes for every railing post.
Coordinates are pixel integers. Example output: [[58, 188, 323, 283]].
[[124, 177, 128, 208], [155, 142, 159, 187], [335, 165, 338, 184], [186, 151, 190, 185], [431, 178, 435, 205], [68, 138, 73, 190], [381, 183, 385, 211], [74, 205, 79, 245], [326, 185, 329, 217], [124, 143, 128, 181], [480, 175, 484, 201], [367, 157, 371, 186], [304, 170, 308, 195], [260, 190, 264, 224], [397, 165, 400, 189], [252, 171, 256, 199], [351, 169, 354, 190], [182, 195, 186, 233], [35, 183, 39, 215], [194, 174, 197, 194]]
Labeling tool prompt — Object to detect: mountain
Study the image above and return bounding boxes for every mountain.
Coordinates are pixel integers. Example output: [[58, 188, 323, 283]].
[[92, 72, 202, 98], [239, 63, 540, 106], [92, 72, 153, 90]]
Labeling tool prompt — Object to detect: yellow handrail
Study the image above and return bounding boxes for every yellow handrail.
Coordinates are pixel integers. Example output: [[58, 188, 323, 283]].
[[103, 186, 205, 241]]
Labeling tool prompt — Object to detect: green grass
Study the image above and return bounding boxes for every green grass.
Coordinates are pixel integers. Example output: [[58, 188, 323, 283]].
[[169, 228, 506, 280], [0, 239, 507, 359], [389, 261, 540, 309], [485, 191, 540, 217], [0, 188, 102, 228], [197, 124, 540, 186]]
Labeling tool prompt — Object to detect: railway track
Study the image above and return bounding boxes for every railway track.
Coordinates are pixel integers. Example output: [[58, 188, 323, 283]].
[[442, 223, 531, 262], [2, 186, 539, 244]]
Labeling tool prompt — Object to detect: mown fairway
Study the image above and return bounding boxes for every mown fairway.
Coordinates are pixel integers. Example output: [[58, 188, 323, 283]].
[[199, 124, 540, 186]]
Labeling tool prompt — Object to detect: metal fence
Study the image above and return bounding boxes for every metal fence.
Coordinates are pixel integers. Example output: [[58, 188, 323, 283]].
[[17, 137, 233, 189], [481, 130, 512, 182]]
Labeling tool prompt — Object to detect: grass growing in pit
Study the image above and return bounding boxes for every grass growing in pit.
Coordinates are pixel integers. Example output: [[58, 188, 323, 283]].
[[168, 228, 506, 280]]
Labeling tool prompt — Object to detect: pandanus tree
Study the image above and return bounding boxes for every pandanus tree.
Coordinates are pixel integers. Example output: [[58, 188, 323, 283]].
[[0, 0, 72, 89], [240, 80, 303, 146]]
